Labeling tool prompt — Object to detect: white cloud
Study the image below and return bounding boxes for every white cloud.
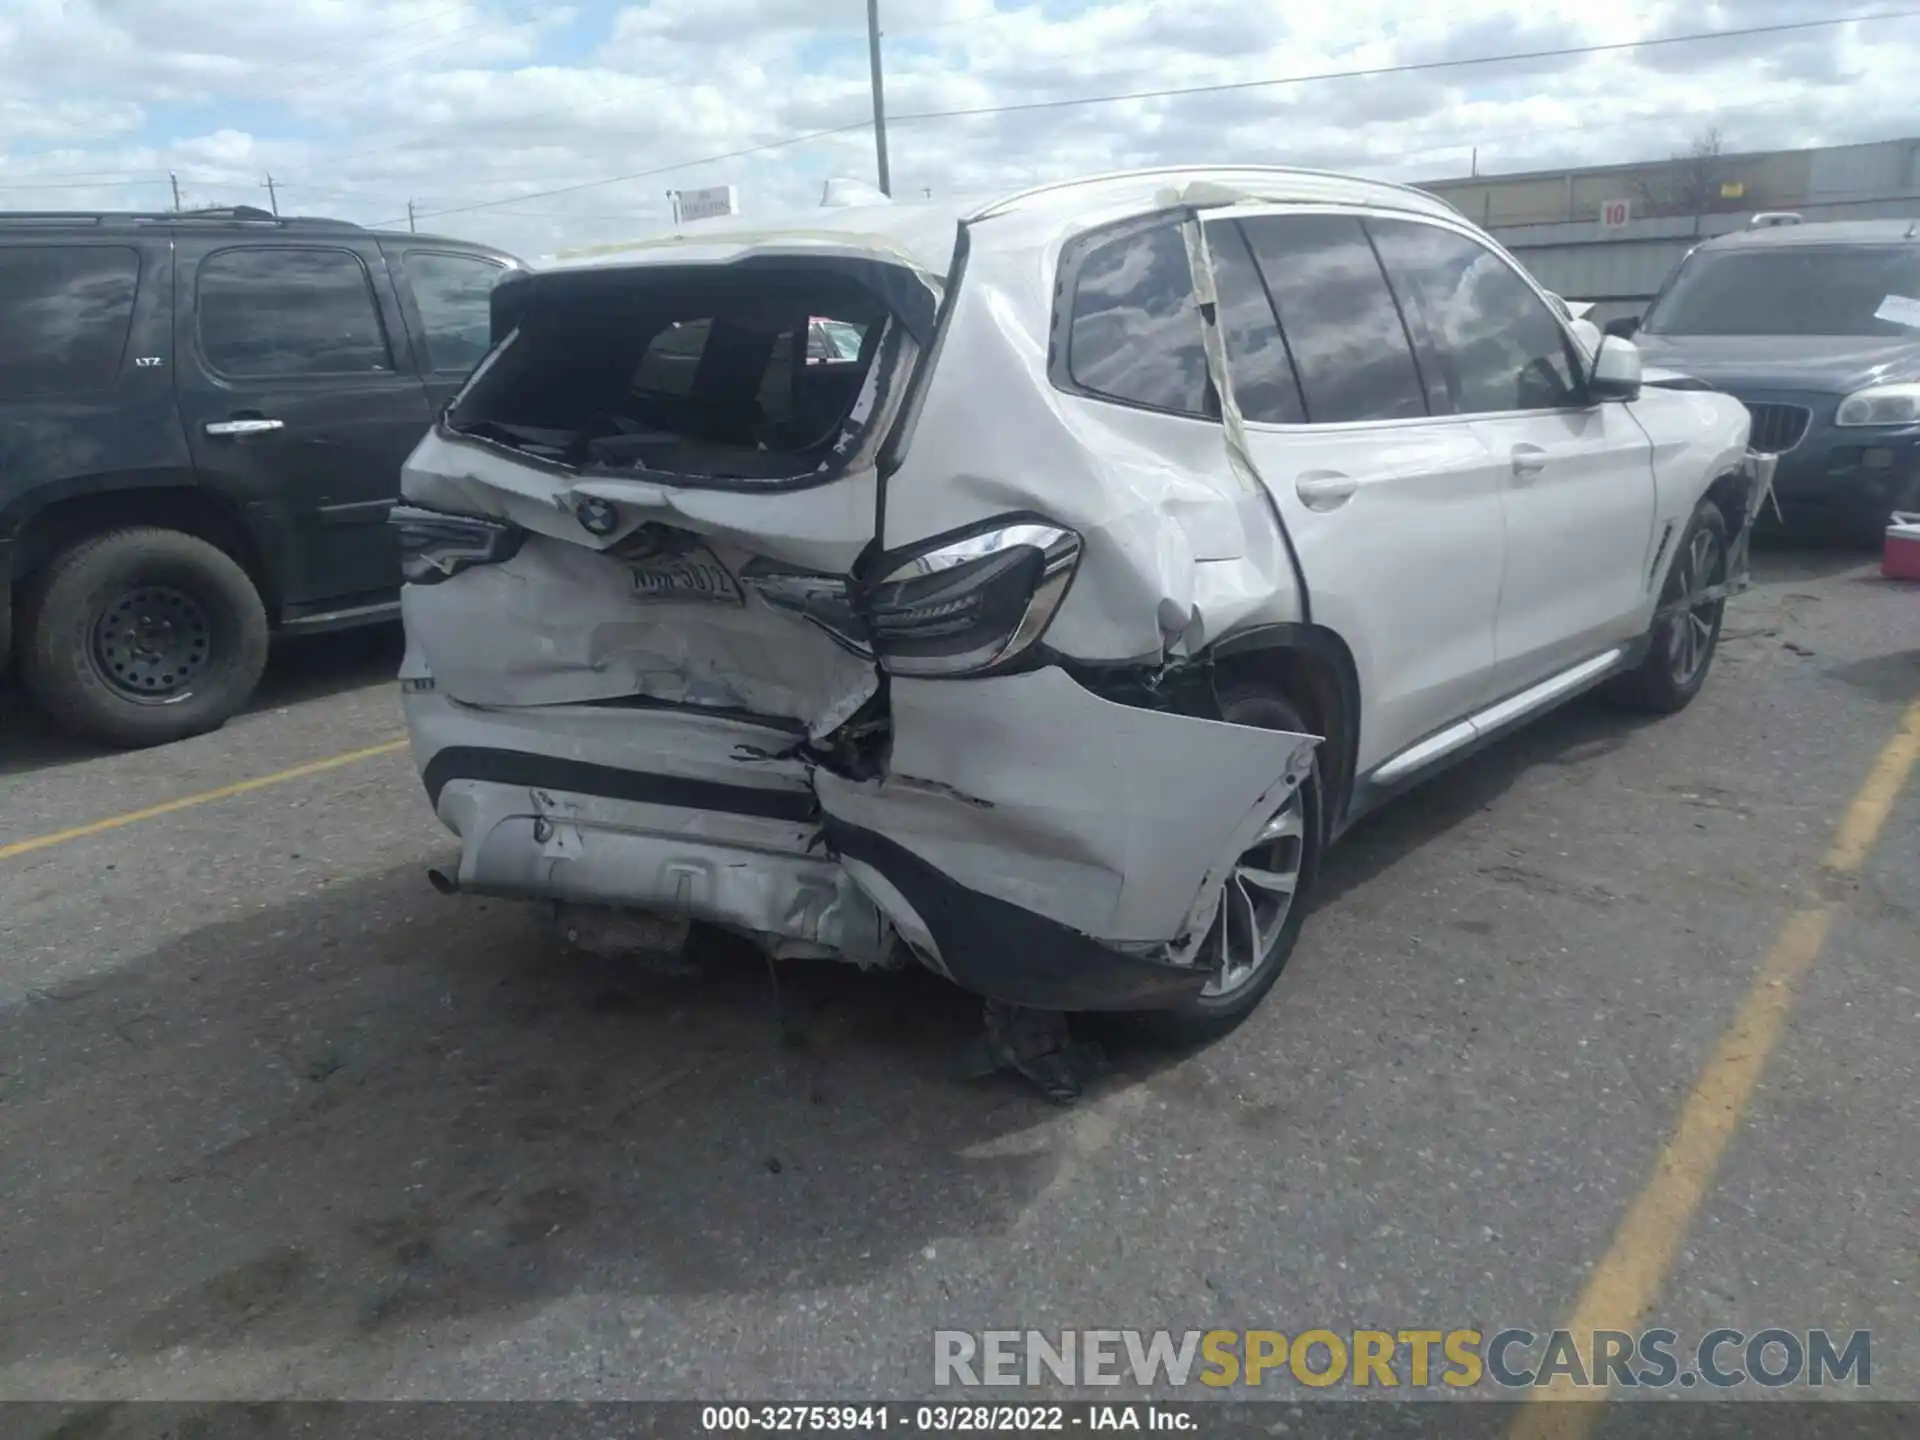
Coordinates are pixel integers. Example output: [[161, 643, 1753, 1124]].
[[1, 1, 1915, 258]]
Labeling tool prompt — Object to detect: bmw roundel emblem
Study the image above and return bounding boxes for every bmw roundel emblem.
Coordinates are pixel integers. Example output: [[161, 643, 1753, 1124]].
[[575, 497, 619, 537]]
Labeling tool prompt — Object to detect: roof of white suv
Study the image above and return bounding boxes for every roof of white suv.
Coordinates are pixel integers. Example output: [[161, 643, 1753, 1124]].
[[541, 165, 1464, 278]]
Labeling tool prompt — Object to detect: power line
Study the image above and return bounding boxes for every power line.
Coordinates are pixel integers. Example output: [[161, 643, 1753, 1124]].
[[293, 0, 479, 67], [375, 7, 1920, 224], [887, 9, 1920, 125], [0, 179, 168, 192], [294, 0, 557, 101]]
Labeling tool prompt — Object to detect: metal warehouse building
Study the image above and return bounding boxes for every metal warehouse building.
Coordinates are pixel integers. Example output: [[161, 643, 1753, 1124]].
[[1419, 136, 1920, 325]]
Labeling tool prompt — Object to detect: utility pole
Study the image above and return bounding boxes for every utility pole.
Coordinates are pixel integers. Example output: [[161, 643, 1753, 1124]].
[[1470, 147, 1479, 178], [170, 172, 182, 211], [667, 189, 682, 225], [866, 0, 891, 195], [262, 173, 280, 215], [407, 199, 418, 233]]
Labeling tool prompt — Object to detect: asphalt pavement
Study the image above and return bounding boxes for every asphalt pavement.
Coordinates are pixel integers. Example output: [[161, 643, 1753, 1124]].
[[1, 545, 1915, 1410]]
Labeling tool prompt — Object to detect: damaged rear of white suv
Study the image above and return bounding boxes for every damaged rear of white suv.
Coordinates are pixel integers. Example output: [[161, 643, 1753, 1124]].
[[397, 167, 1774, 1042]]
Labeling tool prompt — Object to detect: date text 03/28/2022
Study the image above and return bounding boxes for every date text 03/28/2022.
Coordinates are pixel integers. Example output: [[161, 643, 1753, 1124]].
[[701, 1406, 1189, 1432]]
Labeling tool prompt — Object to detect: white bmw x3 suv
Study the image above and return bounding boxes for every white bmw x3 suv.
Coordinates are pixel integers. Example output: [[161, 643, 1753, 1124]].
[[395, 166, 1774, 1040]]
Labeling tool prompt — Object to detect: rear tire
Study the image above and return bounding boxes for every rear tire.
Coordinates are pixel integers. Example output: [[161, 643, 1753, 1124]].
[[1139, 685, 1324, 1044], [1606, 499, 1728, 715], [19, 527, 269, 749]]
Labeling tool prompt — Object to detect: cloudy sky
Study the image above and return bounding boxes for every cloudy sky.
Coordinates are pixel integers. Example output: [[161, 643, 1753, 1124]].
[[3, 0, 1917, 259]]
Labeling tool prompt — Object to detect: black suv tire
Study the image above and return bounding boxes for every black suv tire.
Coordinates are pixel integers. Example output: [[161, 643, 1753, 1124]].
[[19, 527, 269, 749]]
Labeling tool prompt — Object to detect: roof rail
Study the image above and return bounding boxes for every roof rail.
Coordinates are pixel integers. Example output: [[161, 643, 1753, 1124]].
[[0, 206, 362, 231], [967, 163, 1455, 223], [1748, 211, 1804, 229]]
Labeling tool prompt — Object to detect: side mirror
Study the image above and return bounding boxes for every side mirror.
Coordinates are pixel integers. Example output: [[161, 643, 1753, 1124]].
[[1589, 335, 1643, 402], [1604, 315, 1641, 339]]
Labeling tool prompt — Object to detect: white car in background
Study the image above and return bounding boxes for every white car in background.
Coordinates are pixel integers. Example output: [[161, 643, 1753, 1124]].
[[393, 167, 1772, 1043]]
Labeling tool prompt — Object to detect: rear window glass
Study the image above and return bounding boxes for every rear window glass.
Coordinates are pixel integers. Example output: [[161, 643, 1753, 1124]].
[[0, 245, 140, 398], [1643, 246, 1920, 337], [198, 247, 393, 377], [1204, 220, 1307, 425], [1065, 221, 1213, 418], [403, 250, 505, 373], [1238, 214, 1429, 425], [449, 270, 895, 483]]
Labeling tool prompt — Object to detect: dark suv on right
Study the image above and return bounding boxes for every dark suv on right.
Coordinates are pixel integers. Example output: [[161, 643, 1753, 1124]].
[[1, 205, 516, 748], [1611, 217, 1920, 539]]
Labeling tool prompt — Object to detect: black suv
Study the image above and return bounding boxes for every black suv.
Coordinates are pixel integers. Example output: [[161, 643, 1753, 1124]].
[[0, 206, 518, 747], [1610, 217, 1920, 539]]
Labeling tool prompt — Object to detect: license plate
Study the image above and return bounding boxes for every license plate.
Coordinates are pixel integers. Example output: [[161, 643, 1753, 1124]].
[[628, 546, 743, 605]]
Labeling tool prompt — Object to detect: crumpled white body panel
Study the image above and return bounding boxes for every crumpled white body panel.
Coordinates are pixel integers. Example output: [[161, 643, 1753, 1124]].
[[816, 669, 1316, 945], [882, 223, 1303, 662], [401, 531, 878, 739]]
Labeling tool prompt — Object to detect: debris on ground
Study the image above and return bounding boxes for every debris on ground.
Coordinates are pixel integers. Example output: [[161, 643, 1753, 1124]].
[[953, 1001, 1106, 1104]]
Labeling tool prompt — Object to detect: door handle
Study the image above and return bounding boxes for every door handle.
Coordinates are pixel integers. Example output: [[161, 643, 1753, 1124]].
[[1295, 470, 1358, 511], [204, 417, 284, 436], [1511, 445, 1548, 482]]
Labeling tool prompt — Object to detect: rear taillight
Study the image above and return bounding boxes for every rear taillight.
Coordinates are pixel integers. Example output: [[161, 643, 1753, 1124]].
[[391, 505, 525, 585], [864, 521, 1081, 677]]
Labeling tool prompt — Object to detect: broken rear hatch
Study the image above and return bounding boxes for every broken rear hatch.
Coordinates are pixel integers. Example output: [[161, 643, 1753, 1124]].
[[398, 238, 941, 739]]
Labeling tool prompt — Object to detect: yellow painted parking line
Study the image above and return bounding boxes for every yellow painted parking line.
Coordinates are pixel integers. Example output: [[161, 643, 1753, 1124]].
[[0, 737, 409, 862], [1512, 695, 1920, 1438]]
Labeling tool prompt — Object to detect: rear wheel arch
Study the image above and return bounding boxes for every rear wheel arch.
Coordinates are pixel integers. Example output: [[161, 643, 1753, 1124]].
[[10, 482, 278, 615], [1206, 623, 1362, 839]]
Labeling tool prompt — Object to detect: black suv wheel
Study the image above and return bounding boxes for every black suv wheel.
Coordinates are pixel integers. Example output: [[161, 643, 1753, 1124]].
[[18, 527, 269, 748]]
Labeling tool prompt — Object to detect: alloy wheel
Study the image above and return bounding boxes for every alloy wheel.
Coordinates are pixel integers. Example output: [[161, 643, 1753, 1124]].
[[1666, 525, 1725, 688], [1199, 791, 1308, 999]]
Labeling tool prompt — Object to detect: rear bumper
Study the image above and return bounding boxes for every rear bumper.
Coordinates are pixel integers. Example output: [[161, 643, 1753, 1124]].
[[824, 819, 1211, 1011], [405, 667, 1315, 1013], [407, 691, 895, 964]]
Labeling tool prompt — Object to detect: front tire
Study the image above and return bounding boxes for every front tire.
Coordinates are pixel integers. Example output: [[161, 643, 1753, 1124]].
[[1143, 684, 1323, 1043], [1606, 499, 1729, 715], [18, 527, 269, 749]]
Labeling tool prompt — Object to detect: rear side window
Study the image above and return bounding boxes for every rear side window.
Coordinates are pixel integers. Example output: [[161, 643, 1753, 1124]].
[[403, 251, 505, 374], [1369, 219, 1581, 414], [1238, 215, 1428, 424], [1064, 220, 1212, 417], [1205, 220, 1307, 425], [198, 247, 393, 378], [0, 246, 140, 398]]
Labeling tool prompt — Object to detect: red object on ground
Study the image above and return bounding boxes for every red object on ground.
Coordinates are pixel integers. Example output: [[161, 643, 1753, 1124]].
[[1885, 513, 1920, 581]]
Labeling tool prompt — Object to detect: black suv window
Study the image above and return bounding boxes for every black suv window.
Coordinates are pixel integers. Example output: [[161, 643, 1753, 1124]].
[[1064, 220, 1212, 417], [1205, 220, 1307, 425], [0, 246, 141, 398], [403, 251, 505, 373], [1238, 215, 1428, 424], [1369, 219, 1580, 414], [198, 247, 393, 378]]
